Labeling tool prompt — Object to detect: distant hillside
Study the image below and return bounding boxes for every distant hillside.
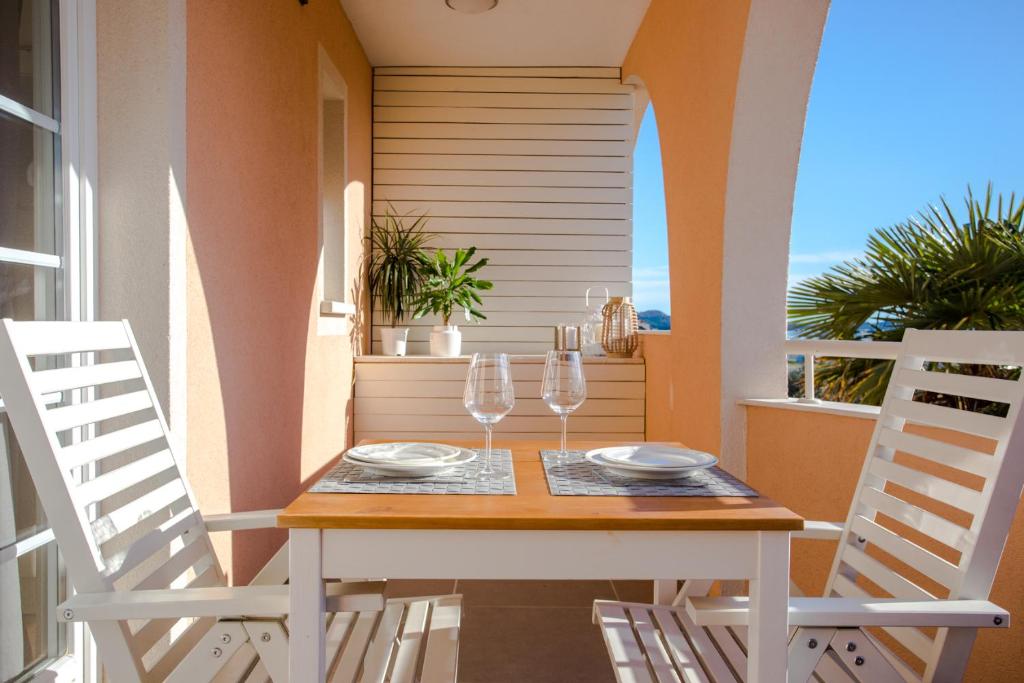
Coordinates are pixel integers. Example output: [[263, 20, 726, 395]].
[[638, 309, 671, 330]]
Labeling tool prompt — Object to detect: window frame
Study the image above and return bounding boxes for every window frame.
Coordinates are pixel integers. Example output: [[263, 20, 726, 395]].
[[316, 45, 355, 328], [0, 0, 98, 680]]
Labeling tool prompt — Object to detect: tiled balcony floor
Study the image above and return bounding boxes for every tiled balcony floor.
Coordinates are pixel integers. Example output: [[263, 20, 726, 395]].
[[385, 579, 654, 682]]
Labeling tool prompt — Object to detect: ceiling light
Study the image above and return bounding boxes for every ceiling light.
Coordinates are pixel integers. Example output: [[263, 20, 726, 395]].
[[445, 0, 498, 14]]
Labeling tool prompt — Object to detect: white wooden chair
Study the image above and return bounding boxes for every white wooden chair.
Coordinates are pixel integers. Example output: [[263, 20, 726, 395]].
[[594, 329, 1024, 682], [0, 319, 461, 682]]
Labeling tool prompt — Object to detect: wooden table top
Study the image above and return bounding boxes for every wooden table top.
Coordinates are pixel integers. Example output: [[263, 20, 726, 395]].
[[278, 440, 803, 531]]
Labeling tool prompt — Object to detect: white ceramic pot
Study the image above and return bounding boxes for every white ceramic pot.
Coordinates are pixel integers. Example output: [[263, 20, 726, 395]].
[[380, 327, 409, 356], [429, 325, 462, 357]]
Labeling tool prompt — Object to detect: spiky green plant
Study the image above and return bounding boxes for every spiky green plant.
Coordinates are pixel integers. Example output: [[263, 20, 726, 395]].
[[413, 247, 493, 326], [789, 185, 1024, 407], [368, 205, 433, 326]]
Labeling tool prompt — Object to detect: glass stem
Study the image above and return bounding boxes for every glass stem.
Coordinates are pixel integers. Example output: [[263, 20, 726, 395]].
[[482, 424, 494, 474], [560, 414, 568, 455]]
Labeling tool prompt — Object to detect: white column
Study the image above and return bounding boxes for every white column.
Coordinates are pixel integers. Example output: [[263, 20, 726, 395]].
[[95, 0, 187, 457], [719, 0, 830, 476]]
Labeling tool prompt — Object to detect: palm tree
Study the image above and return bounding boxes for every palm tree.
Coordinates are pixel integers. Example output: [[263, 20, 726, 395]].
[[788, 185, 1024, 408]]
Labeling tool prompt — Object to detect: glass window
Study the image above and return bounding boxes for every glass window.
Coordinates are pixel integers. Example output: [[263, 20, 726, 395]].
[[0, 0, 58, 119], [0, 1, 70, 680]]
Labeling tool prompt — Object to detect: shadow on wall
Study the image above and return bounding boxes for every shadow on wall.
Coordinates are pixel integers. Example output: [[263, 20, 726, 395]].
[[186, 0, 368, 583]]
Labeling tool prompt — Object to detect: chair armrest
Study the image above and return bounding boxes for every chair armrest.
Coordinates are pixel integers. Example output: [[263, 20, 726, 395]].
[[204, 509, 283, 532], [792, 520, 844, 541], [686, 596, 1009, 629], [58, 581, 384, 622]]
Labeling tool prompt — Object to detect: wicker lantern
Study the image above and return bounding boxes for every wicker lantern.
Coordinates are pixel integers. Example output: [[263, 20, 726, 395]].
[[600, 296, 639, 358]]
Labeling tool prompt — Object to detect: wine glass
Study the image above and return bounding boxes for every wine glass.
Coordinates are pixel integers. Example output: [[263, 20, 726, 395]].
[[542, 350, 587, 460], [463, 353, 515, 478]]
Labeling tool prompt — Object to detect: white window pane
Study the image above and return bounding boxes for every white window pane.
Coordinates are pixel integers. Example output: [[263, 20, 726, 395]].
[[0, 0, 58, 120], [0, 112, 59, 255], [0, 542, 63, 682]]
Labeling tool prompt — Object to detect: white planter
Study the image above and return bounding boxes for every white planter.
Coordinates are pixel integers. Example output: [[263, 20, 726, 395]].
[[430, 325, 462, 357], [380, 327, 409, 356]]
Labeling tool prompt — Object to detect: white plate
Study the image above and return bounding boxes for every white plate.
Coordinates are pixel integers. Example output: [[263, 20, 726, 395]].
[[346, 442, 463, 467], [585, 451, 717, 480], [343, 447, 477, 478], [588, 445, 718, 470]]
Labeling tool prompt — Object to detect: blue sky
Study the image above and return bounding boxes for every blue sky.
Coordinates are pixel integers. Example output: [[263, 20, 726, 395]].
[[632, 0, 1024, 314]]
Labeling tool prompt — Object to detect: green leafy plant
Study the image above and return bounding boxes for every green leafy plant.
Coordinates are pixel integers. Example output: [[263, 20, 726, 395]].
[[367, 205, 433, 327], [413, 247, 493, 326], [788, 185, 1024, 407]]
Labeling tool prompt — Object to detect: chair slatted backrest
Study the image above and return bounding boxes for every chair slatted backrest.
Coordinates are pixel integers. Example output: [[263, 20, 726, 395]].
[[825, 329, 1024, 681], [0, 320, 226, 683]]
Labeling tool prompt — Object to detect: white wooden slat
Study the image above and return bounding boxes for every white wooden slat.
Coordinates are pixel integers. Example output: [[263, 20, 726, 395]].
[[102, 508, 202, 582], [420, 596, 461, 683], [868, 457, 983, 515], [130, 532, 213, 591], [355, 397, 643, 418], [355, 360, 643, 382], [370, 327, 556, 345], [894, 367, 1021, 405], [375, 105, 634, 125], [100, 492, 194, 563], [355, 430, 645, 443], [432, 233, 630, 252], [372, 200, 630, 220], [393, 217, 630, 236], [131, 561, 223, 663], [370, 309, 614, 330], [60, 418, 165, 470], [376, 184, 629, 204], [11, 320, 130, 355], [827, 630, 904, 683], [468, 294, 610, 311], [370, 341, 554, 355], [595, 604, 655, 683], [374, 90, 633, 110], [828, 575, 935, 664], [157, 618, 230, 683], [886, 397, 1008, 440], [707, 626, 747, 682], [375, 66, 621, 78], [374, 121, 632, 142], [483, 280, 632, 298], [330, 611, 380, 683], [76, 449, 178, 507], [376, 168, 629, 188], [627, 608, 683, 683], [373, 138, 631, 156], [90, 478, 190, 546], [356, 379, 645, 400], [645, 610, 712, 683], [244, 621, 288, 683], [355, 414, 643, 434], [839, 543, 936, 600], [359, 601, 405, 683], [904, 328, 1024, 366], [877, 427, 994, 478], [389, 600, 429, 683], [45, 389, 153, 431], [849, 515, 961, 590], [374, 153, 631, 172], [859, 486, 973, 553], [31, 360, 142, 394], [376, 75, 633, 95], [324, 611, 358, 677], [387, 248, 631, 268], [666, 607, 736, 682]]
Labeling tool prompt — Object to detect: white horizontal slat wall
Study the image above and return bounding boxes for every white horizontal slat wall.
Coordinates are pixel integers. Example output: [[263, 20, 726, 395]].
[[354, 357, 645, 442], [372, 66, 634, 355]]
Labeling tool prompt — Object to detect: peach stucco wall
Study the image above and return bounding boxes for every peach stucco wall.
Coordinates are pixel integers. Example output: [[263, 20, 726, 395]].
[[623, 0, 752, 457], [186, 0, 371, 583], [746, 405, 1024, 680]]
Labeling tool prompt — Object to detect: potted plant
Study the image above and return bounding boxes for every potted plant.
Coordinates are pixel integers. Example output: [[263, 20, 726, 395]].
[[368, 205, 432, 356], [413, 247, 493, 356]]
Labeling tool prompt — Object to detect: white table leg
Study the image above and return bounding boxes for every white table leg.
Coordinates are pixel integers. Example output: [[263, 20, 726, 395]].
[[289, 528, 325, 682], [747, 531, 790, 682], [653, 579, 677, 605]]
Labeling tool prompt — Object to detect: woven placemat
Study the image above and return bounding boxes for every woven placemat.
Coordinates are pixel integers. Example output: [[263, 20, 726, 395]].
[[309, 448, 515, 495], [540, 451, 757, 497]]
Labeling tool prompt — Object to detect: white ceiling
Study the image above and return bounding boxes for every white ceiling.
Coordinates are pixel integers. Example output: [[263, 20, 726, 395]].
[[339, 0, 651, 67]]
